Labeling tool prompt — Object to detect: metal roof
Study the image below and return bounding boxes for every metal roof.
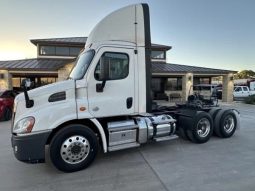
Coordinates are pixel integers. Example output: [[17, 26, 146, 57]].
[[151, 43, 171, 50], [0, 58, 71, 71], [0, 58, 235, 74], [152, 62, 236, 74], [30, 37, 171, 50], [30, 37, 88, 46]]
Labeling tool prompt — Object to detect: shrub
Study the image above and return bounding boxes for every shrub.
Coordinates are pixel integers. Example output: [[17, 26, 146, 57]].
[[244, 95, 255, 104]]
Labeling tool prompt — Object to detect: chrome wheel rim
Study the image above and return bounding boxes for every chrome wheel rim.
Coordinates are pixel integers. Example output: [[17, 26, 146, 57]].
[[223, 115, 235, 133], [196, 118, 210, 138], [60, 135, 90, 164]]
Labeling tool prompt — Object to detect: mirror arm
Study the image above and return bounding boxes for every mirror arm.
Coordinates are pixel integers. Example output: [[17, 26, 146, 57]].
[[101, 80, 106, 89], [96, 80, 107, 93], [21, 79, 34, 108], [23, 85, 34, 108]]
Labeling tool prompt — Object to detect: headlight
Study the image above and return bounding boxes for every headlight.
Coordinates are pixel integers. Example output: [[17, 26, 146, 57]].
[[13, 117, 35, 134]]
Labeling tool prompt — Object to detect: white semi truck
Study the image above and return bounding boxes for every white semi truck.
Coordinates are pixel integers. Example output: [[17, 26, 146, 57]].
[[11, 4, 240, 172]]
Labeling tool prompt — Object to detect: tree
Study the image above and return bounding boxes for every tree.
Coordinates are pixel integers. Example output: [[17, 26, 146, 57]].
[[234, 70, 255, 79]]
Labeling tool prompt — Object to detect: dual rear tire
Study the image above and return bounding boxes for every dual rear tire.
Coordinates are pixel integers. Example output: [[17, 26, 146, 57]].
[[213, 109, 238, 138], [177, 111, 213, 144], [178, 108, 238, 143], [186, 112, 213, 144]]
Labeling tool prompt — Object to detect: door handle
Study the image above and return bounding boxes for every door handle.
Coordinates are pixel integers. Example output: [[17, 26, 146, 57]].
[[126, 97, 133, 109]]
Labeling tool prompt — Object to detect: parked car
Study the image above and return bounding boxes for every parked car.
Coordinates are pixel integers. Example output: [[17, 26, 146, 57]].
[[0, 90, 19, 121], [233, 86, 255, 99]]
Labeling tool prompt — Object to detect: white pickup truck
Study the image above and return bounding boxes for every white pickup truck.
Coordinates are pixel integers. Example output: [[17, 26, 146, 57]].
[[233, 86, 255, 98]]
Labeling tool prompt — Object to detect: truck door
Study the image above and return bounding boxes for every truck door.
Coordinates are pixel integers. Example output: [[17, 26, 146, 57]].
[[87, 47, 135, 117], [242, 86, 249, 96]]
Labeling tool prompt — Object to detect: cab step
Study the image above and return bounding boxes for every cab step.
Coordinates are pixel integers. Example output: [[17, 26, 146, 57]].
[[154, 135, 179, 142], [108, 142, 140, 152]]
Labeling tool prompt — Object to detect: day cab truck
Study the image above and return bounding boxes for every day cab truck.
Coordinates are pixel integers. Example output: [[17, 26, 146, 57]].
[[11, 4, 240, 172]]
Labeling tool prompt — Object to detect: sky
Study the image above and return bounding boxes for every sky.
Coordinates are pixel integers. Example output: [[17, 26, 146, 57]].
[[0, 0, 254, 71]]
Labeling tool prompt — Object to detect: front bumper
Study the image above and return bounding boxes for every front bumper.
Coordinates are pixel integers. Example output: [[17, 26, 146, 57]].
[[11, 131, 51, 163]]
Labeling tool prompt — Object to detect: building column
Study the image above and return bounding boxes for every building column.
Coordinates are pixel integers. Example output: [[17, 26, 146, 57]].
[[222, 74, 234, 102], [182, 73, 193, 101], [0, 70, 12, 90]]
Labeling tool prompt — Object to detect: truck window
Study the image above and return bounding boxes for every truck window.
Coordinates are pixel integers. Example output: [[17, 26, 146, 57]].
[[94, 52, 129, 81], [69, 50, 95, 80], [234, 87, 241, 92], [243, 87, 248, 91]]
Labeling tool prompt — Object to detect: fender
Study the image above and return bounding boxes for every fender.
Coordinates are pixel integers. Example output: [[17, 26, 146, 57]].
[[90, 118, 107, 153], [233, 109, 241, 129]]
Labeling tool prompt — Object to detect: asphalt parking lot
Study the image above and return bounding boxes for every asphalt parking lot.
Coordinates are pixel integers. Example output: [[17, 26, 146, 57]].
[[0, 103, 255, 191]]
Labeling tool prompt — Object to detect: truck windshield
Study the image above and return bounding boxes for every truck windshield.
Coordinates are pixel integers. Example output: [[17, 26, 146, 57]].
[[69, 49, 95, 80]]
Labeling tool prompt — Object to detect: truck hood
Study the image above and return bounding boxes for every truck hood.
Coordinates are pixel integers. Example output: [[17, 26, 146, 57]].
[[14, 80, 76, 123], [15, 80, 75, 103]]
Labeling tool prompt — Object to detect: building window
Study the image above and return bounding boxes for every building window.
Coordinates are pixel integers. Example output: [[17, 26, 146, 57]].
[[151, 78, 161, 92], [151, 50, 165, 59], [56, 47, 69, 56], [12, 77, 23, 88], [165, 77, 182, 91], [70, 47, 82, 56], [39, 46, 82, 57], [12, 77, 57, 91], [194, 77, 211, 85], [40, 46, 55, 55], [95, 52, 129, 81], [39, 77, 57, 86]]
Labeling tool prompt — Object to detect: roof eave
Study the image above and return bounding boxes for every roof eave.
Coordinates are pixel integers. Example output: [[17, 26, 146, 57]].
[[151, 45, 172, 51], [30, 40, 85, 47]]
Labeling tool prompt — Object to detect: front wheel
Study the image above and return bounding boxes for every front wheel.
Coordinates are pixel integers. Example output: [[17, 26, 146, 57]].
[[50, 124, 98, 172]]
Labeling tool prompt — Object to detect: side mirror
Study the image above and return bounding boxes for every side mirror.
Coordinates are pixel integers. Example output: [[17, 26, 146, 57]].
[[98, 56, 110, 81], [21, 78, 34, 108], [96, 81, 106, 92], [96, 56, 110, 92], [21, 78, 31, 88]]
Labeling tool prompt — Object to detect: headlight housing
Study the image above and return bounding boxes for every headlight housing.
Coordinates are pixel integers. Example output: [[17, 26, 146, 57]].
[[13, 117, 35, 134]]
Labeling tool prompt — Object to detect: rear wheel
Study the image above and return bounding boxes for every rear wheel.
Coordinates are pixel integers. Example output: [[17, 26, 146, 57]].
[[50, 124, 98, 172], [186, 112, 213, 144], [214, 109, 237, 138], [209, 108, 221, 136], [209, 108, 221, 120]]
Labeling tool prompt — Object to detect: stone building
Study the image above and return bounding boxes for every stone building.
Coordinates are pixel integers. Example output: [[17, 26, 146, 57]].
[[0, 37, 235, 102]]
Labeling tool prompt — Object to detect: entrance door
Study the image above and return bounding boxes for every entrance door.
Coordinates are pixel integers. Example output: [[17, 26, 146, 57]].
[[87, 47, 135, 118]]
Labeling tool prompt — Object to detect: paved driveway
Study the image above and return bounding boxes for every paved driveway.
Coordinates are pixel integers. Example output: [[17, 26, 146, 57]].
[[0, 103, 255, 191]]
